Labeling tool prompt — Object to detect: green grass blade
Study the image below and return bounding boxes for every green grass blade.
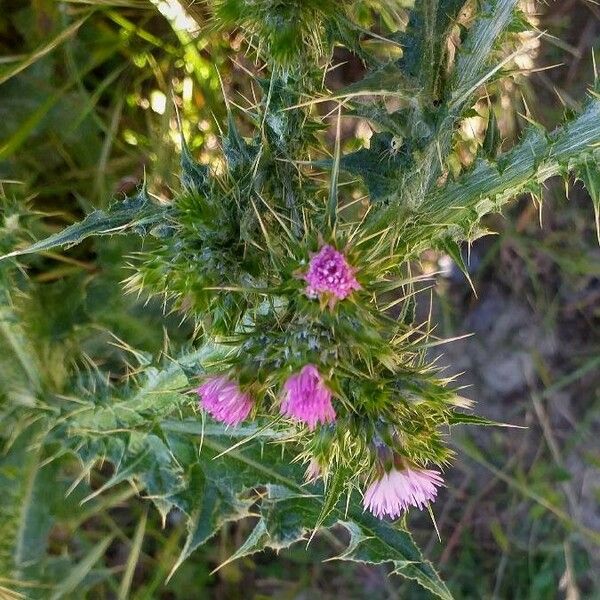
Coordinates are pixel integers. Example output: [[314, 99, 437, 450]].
[[0, 15, 90, 86], [118, 508, 148, 600], [49, 535, 114, 600]]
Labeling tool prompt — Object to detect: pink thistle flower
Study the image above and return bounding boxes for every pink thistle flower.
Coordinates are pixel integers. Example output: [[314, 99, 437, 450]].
[[304, 245, 360, 303], [304, 458, 323, 482], [281, 364, 336, 430], [363, 465, 443, 519], [197, 376, 253, 426]]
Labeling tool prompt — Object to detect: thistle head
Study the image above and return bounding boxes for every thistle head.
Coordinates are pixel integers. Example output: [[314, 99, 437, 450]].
[[304, 245, 360, 306], [363, 462, 444, 519], [197, 375, 254, 426], [281, 364, 336, 430]]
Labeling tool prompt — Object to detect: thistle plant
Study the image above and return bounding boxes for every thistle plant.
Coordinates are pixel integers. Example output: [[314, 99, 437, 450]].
[[2, 0, 600, 597]]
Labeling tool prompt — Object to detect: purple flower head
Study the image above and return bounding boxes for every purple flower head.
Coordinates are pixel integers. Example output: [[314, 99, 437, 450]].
[[363, 465, 443, 520], [281, 364, 336, 430], [304, 245, 360, 304], [197, 375, 253, 426]]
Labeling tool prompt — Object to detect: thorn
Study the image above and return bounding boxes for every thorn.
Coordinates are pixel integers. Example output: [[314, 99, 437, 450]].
[[427, 504, 442, 543], [215, 67, 231, 113]]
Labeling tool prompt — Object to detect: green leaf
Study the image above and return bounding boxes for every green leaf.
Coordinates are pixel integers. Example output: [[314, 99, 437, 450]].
[[0, 187, 166, 260], [266, 485, 453, 600], [213, 518, 270, 572], [223, 111, 257, 174], [339, 62, 421, 100], [0, 432, 52, 575], [483, 108, 501, 159], [334, 517, 452, 600], [448, 411, 524, 427], [422, 93, 600, 240], [313, 466, 351, 534], [577, 154, 600, 244], [338, 133, 402, 201], [180, 131, 210, 193], [439, 238, 476, 295], [163, 433, 452, 599], [348, 103, 409, 138], [396, 0, 467, 96], [0, 428, 93, 581], [449, 0, 520, 108], [0, 301, 42, 400]]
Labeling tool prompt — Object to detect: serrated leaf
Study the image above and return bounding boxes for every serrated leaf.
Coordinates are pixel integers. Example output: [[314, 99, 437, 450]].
[[81, 432, 184, 505], [348, 103, 408, 137], [223, 112, 257, 174], [213, 519, 270, 572], [72, 346, 225, 433], [338, 133, 402, 201], [334, 517, 452, 600], [0, 426, 102, 581], [0, 187, 165, 260], [164, 433, 452, 599], [578, 155, 600, 244], [313, 466, 351, 534], [396, 0, 466, 96], [420, 93, 600, 242], [132, 364, 189, 413], [0, 432, 52, 574], [450, 0, 520, 107]]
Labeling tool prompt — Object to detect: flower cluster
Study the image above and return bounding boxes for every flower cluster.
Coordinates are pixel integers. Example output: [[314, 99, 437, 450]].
[[195, 245, 444, 520], [196, 246, 346, 429], [196, 363, 334, 430]]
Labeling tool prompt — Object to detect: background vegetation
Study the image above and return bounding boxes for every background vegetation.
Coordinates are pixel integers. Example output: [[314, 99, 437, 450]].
[[0, 0, 599, 598]]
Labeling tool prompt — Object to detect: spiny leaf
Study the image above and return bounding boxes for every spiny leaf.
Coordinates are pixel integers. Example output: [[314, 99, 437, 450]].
[[0, 430, 50, 575], [312, 465, 351, 534], [426, 92, 600, 227], [180, 132, 210, 193], [0, 187, 166, 261], [396, 0, 466, 96], [577, 154, 600, 244], [448, 411, 525, 427], [212, 519, 270, 573], [163, 434, 452, 599], [223, 111, 257, 174], [214, 483, 452, 599], [450, 0, 520, 107], [334, 517, 452, 600], [338, 133, 402, 201], [439, 238, 476, 296]]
